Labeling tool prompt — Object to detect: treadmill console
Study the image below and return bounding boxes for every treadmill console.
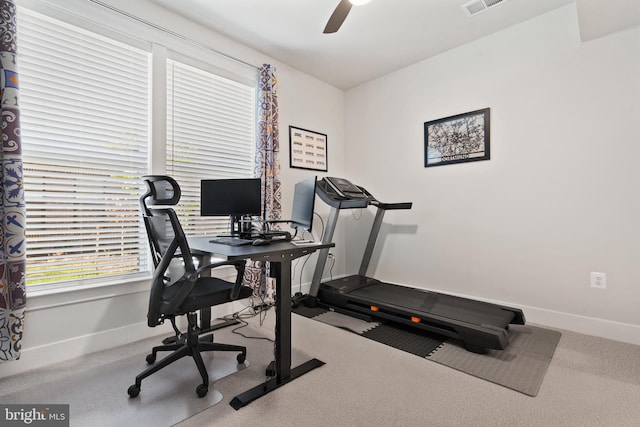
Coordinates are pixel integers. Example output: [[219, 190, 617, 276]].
[[324, 177, 368, 200], [317, 177, 371, 209], [317, 177, 412, 212]]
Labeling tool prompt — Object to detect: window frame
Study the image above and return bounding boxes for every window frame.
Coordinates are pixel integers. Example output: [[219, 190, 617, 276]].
[[165, 53, 257, 237], [19, 1, 258, 298], [18, 7, 153, 293]]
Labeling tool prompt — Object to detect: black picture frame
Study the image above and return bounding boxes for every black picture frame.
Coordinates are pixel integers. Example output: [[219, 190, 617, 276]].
[[424, 108, 490, 168], [289, 126, 328, 172]]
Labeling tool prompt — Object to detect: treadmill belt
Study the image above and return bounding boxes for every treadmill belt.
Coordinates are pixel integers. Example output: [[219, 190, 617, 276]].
[[350, 282, 516, 327], [419, 293, 439, 312]]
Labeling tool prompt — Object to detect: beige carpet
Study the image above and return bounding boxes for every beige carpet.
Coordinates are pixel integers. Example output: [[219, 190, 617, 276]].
[[1, 337, 251, 427], [3, 312, 640, 427]]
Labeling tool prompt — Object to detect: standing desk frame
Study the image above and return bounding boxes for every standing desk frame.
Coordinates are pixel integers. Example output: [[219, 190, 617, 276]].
[[188, 237, 333, 409]]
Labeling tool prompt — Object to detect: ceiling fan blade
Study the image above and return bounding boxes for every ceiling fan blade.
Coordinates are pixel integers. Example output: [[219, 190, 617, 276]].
[[323, 0, 353, 34]]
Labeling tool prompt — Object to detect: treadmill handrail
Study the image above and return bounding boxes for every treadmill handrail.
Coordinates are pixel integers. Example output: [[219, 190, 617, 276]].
[[370, 200, 413, 210]]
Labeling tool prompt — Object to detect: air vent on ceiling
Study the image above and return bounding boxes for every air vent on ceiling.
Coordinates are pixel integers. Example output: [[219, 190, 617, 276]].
[[461, 0, 508, 17]]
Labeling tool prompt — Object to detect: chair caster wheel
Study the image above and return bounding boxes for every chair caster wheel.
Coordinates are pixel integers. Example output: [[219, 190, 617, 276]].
[[128, 385, 140, 398], [237, 353, 246, 364], [196, 384, 208, 398], [145, 353, 156, 364]]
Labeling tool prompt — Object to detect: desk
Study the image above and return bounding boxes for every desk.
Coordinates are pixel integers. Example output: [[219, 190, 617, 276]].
[[188, 236, 334, 409]]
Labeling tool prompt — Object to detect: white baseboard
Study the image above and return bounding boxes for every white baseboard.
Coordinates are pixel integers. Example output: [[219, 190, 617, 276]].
[[0, 321, 167, 379], [517, 304, 640, 346], [0, 300, 250, 379]]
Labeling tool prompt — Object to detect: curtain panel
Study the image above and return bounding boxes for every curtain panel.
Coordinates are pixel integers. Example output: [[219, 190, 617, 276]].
[[244, 64, 281, 303], [0, 0, 27, 362]]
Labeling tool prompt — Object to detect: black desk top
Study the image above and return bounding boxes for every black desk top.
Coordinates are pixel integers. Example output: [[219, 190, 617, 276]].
[[188, 236, 333, 262]]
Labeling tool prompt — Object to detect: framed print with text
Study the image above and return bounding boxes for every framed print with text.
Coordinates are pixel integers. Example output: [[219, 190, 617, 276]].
[[424, 108, 490, 168], [289, 126, 328, 172]]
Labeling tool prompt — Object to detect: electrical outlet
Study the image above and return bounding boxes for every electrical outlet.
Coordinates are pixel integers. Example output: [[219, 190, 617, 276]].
[[590, 272, 606, 289]]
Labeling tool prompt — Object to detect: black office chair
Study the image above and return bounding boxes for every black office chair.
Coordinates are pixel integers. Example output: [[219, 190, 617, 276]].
[[128, 175, 252, 398]]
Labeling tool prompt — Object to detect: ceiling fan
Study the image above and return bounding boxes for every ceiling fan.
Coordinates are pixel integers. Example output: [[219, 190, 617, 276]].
[[323, 0, 371, 34]]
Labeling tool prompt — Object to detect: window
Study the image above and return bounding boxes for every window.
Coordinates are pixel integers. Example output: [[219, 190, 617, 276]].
[[166, 59, 256, 236], [19, 9, 151, 287], [17, 6, 258, 291]]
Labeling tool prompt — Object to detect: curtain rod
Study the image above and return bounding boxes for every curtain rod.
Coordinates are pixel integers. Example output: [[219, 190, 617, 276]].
[[87, 0, 260, 71]]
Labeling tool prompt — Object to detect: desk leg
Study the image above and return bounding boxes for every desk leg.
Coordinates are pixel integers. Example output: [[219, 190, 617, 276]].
[[230, 257, 325, 410], [273, 260, 291, 381]]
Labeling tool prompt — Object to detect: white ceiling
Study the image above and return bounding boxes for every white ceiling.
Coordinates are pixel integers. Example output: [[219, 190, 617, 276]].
[[149, 0, 577, 89]]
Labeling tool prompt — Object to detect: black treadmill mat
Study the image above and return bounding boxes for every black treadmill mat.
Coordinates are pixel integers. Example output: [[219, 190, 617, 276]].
[[292, 304, 328, 318], [292, 306, 446, 358], [293, 305, 560, 396], [361, 323, 445, 357]]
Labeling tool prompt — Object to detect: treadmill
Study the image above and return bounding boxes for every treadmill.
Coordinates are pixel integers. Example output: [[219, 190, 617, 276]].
[[306, 177, 525, 354]]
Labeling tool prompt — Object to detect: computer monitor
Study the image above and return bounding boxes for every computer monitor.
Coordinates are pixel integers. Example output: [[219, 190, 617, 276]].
[[200, 178, 262, 234], [290, 176, 317, 232]]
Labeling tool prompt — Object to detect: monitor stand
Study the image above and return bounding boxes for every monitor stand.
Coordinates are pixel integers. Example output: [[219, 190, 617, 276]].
[[230, 215, 254, 239]]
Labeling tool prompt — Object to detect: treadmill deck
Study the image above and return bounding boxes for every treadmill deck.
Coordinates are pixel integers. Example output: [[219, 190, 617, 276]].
[[318, 275, 525, 352]]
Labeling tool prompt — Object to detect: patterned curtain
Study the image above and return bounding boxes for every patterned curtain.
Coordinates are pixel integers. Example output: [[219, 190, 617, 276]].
[[0, 0, 27, 362], [244, 64, 281, 303]]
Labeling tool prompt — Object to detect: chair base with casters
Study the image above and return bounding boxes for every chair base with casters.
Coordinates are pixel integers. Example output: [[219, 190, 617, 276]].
[[128, 312, 247, 398], [133, 175, 252, 399]]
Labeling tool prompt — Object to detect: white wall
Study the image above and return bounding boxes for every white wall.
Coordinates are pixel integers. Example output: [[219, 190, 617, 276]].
[[2, 0, 345, 378], [7, 0, 639, 379], [273, 64, 346, 287], [344, 4, 640, 344]]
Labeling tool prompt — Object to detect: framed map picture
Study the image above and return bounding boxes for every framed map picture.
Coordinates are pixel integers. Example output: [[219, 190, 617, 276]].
[[289, 126, 328, 172], [424, 108, 490, 168]]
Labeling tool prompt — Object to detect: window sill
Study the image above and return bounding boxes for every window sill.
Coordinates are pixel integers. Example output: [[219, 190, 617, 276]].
[[26, 274, 152, 312], [24, 261, 238, 312]]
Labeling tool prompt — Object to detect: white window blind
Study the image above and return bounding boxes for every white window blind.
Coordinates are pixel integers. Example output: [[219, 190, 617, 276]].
[[166, 59, 256, 235], [18, 8, 151, 286]]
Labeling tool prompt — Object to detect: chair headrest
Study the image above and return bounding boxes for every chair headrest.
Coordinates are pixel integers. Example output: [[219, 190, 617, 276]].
[[141, 175, 181, 206]]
